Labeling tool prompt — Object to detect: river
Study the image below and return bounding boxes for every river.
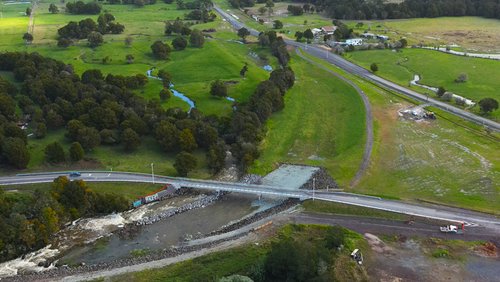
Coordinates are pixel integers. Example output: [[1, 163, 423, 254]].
[[58, 194, 273, 266]]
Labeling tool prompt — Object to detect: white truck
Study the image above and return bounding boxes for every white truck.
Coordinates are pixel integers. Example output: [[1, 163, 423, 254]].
[[440, 225, 458, 233]]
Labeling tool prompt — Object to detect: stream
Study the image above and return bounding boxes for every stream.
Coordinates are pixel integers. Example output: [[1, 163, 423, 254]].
[[146, 68, 236, 111]]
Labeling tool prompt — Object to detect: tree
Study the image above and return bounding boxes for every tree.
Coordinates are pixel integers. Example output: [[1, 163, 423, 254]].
[[303, 29, 314, 42], [207, 142, 226, 174], [57, 37, 72, 48], [437, 86, 446, 97], [125, 54, 134, 64], [48, 3, 59, 13], [189, 29, 205, 48], [2, 137, 30, 169], [172, 36, 187, 50], [237, 27, 250, 42], [178, 128, 197, 152], [174, 151, 197, 176], [76, 127, 101, 151], [87, 32, 103, 48], [455, 73, 468, 83], [160, 88, 172, 101], [478, 98, 499, 114], [44, 142, 66, 164], [258, 6, 267, 15], [370, 63, 378, 72], [150, 40, 171, 59], [26, 7, 31, 16], [273, 20, 283, 29], [125, 35, 133, 47], [35, 123, 47, 139], [22, 33, 33, 44], [294, 31, 303, 41], [155, 120, 179, 152], [69, 142, 84, 161], [210, 80, 227, 97], [240, 63, 248, 77], [157, 69, 172, 87], [121, 128, 141, 151]]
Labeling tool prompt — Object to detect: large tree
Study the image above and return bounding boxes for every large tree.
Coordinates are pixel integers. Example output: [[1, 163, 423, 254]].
[[2, 137, 30, 169], [210, 79, 228, 97], [45, 142, 66, 163], [121, 128, 141, 151], [478, 98, 499, 114], [87, 32, 103, 48], [172, 36, 187, 50], [174, 151, 197, 176], [150, 40, 171, 59], [189, 29, 204, 48], [237, 27, 250, 42], [48, 3, 59, 13], [178, 128, 197, 152], [76, 127, 101, 151], [69, 142, 84, 161]]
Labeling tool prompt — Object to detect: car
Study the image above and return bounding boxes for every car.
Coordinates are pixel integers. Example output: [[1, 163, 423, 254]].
[[69, 172, 81, 177]]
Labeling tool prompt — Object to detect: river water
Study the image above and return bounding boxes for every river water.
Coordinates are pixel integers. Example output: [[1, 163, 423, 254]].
[[58, 194, 271, 266]]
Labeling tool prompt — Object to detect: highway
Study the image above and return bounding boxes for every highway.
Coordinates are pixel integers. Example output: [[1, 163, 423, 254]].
[[214, 6, 500, 132], [1, 171, 500, 232]]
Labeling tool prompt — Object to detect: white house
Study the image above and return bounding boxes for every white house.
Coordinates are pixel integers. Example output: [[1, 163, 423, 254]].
[[345, 38, 363, 46], [311, 28, 322, 36]]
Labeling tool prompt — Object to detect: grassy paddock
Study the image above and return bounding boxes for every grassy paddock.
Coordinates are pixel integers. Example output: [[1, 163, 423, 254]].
[[302, 200, 406, 220], [346, 49, 500, 105], [347, 17, 500, 53], [250, 52, 366, 186], [297, 51, 500, 214]]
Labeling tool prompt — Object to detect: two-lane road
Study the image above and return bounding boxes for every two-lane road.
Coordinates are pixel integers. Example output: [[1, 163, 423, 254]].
[[214, 6, 500, 132], [2, 171, 500, 232]]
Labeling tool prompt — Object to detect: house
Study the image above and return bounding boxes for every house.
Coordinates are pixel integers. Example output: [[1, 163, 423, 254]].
[[321, 26, 337, 35], [311, 28, 322, 36], [345, 38, 363, 46]]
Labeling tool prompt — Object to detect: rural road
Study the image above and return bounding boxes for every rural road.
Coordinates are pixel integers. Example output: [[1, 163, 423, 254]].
[[2, 171, 500, 232], [214, 6, 500, 132]]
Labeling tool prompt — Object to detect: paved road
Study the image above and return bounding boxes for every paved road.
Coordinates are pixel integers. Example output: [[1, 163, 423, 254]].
[[214, 6, 500, 132], [2, 171, 499, 232]]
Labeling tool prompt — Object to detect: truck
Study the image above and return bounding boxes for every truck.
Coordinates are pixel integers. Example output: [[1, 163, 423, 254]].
[[440, 225, 458, 233]]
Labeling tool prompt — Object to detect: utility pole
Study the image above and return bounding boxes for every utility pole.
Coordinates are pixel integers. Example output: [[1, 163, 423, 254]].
[[151, 163, 155, 184], [312, 177, 315, 201]]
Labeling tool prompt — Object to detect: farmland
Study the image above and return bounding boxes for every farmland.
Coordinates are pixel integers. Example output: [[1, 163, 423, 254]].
[[346, 48, 500, 120], [298, 51, 500, 214]]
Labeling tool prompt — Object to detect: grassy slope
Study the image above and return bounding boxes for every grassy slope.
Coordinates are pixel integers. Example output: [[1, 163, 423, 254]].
[[298, 51, 500, 214], [250, 52, 366, 187]]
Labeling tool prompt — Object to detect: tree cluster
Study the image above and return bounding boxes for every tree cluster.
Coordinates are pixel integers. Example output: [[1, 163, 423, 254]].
[[288, 0, 500, 20], [287, 5, 304, 16], [57, 14, 124, 47], [65, 1, 101, 15], [0, 177, 128, 263]]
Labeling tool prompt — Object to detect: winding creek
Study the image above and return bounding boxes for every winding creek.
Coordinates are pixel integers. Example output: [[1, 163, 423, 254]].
[[146, 68, 236, 111]]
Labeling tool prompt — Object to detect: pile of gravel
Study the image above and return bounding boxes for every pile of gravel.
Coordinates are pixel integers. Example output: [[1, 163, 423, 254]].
[[299, 167, 339, 190]]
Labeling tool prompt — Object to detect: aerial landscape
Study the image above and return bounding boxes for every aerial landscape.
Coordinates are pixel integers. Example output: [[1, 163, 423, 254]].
[[0, 0, 498, 280]]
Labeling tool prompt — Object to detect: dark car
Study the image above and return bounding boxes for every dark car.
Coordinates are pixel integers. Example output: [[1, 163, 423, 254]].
[[69, 172, 81, 177]]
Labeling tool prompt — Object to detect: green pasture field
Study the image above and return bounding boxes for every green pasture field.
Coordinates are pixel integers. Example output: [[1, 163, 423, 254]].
[[298, 50, 500, 214], [347, 17, 500, 53], [1, 1, 272, 116], [249, 52, 366, 187], [17, 129, 212, 178], [345, 48, 500, 120], [2, 182, 163, 201]]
